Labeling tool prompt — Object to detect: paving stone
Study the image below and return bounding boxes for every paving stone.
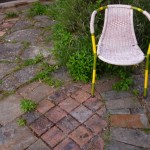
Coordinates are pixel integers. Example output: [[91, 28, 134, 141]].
[[0, 31, 5, 37], [11, 19, 33, 32], [54, 138, 80, 150], [59, 97, 80, 113], [81, 84, 91, 93], [18, 81, 41, 94], [101, 90, 132, 100], [95, 77, 118, 93], [108, 109, 130, 115], [111, 127, 150, 148], [106, 140, 146, 150], [48, 90, 67, 104], [84, 114, 107, 135], [0, 14, 5, 24], [37, 100, 55, 114], [130, 107, 146, 114], [5, 18, 19, 23], [27, 139, 51, 150], [30, 116, 53, 136], [69, 125, 93, 147], [83, 135, 104, 150], [45, 106, 67, 123], [0, 94, 23, 125], [0, 63, 17, 79], [96, 106, 107, 118], [110, 114, 149, 128], [1, 22, 13, 29], [70, 105, 93, 123], [20, 46, 50, 60], [0, 121, 37, 150], [0, 43, 22, 61], [5, 29, 41, 44], [0, 65, 40, 91], [63, 85, 79, 96], [105, 97, 141, 110], [57, 115, 80, 134], [51, 67, 71, 83], [71, 90, 91, 103], [34, 15, 55, 28], [83, 97, 103, 112], [22, 111, 41, 125], [41, 126, 64, 148], [18, 82, 55, 102]]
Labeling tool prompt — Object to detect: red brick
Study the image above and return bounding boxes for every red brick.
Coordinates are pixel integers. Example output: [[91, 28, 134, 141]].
[[71, 90, 91, 103], [57, 115, 80, 134], [1, 22, 13, 28], [110, 114, 149, 128], [84, 114, 107, 135], [82, 84, 91, 93], [42, 126, 64, 148], [0, 31, 6, 37], [59, 97, 80, 113], [64, 85, 79, 96], [30, 116, 53, 136], [45, 106, 67, 123], [69, 126, 93, 147], [37, 100, 55, 114], [48, 90, 67, 104], [84, 97, 103, 112], [71, 105, 93, 123], [54, 138, 80, 150], [97, 106, 106, 118], [83, 135, 104, 150]]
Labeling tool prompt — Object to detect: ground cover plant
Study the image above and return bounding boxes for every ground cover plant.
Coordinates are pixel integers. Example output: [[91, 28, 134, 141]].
[[29, 0, 150, 90]]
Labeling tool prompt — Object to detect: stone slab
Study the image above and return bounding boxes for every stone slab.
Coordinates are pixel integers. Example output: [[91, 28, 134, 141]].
[[0, 65, 40, 91], [0, 43, 22, 61], [101, 90, 132, 101], [20, 46, 50, 60], [27, 139, 51, 150], [106, 140, 146, 150], [34, 15, 55, 28], [5, 29, 41, 44], [111, 127, 150, 148], [0, 63, 17, 79], [0, 121, 37, 150], [105, 97, 141, 110], [0, 94, 23, 125], [108, 109, 130, 115]]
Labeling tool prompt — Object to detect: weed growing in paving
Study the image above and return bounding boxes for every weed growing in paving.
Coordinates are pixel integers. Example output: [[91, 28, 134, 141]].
[[33, 62, 62, 87], [23, 54, 43, 66], [17, 118, 26, 126], [20, 99, 37, 112], [5, 12, 18, 18], [21, 41, 30, 50], [28, 1, 48, 17]]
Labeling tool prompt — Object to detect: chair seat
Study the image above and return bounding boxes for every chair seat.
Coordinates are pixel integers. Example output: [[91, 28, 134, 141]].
[[97, 45, 145, 66]]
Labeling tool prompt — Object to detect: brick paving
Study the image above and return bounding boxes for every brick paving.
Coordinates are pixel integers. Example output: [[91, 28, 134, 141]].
[[0, 2, 149, 150]]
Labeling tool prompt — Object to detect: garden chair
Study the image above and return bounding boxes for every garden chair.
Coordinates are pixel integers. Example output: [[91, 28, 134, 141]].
[[90, 5, 150, 98]]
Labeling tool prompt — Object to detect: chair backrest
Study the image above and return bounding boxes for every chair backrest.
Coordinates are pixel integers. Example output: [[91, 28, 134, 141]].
[[99, 5, 137, 48]]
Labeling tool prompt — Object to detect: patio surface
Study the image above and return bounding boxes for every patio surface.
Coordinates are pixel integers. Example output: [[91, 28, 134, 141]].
[[0, 2, 150, 150]]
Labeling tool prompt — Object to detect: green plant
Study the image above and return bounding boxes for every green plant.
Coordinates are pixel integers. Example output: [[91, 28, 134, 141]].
[[17, 118, 26, 126], [23, 54, 43, 66], [28, 1, 47, 17], [33, 63, 62, 87], [5, 12, 18, 18], [20, 99, 37, 112], [132, 89, 139, 96], [21, 41, 30, 49]]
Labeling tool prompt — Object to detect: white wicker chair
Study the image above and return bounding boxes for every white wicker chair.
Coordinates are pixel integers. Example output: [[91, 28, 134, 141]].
[[90, 5, 150, 97]]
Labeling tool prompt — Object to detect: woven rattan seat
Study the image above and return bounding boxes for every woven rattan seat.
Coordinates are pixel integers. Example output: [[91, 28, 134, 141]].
[[90, 4, 150, 97], [97, 5, 145, 66]]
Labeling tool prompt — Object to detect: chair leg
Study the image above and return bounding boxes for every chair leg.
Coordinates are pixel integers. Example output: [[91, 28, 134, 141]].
[[91, 53, 97, 97], [144, 52, 150, 98]]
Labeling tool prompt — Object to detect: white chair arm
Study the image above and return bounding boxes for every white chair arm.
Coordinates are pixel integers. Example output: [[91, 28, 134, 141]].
[[90, 10, 97, 34], [143, 11, 150, 21]]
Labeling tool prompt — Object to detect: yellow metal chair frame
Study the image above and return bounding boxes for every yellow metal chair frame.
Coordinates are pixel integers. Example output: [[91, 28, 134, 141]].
[[91, 6, 150, 98]]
